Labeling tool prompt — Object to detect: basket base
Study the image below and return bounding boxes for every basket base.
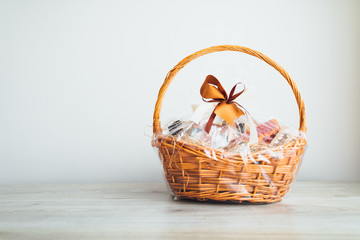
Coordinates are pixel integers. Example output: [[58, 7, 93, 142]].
[[173, 196, 283, 204], [170, 186, 288, 204]]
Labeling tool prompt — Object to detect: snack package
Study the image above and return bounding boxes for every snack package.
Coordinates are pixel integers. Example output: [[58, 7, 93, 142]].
[[152, 46, 307, 204]]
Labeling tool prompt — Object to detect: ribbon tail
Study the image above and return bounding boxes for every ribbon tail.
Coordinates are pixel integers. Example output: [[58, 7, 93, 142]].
[[215, 102, 241, 126], [205, 108, 217, 134]]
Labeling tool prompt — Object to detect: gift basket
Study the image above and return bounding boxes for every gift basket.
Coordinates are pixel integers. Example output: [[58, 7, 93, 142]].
[[152, 45, 307, 203]]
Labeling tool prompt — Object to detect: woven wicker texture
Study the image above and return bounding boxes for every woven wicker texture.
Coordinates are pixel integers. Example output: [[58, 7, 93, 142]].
[[153, 45, 307, 203]]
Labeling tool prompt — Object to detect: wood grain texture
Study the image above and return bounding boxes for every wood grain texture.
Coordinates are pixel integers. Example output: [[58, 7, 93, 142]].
[[0, 182, 359, 240]]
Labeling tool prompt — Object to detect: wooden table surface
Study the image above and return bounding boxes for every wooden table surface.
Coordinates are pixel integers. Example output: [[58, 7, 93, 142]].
[[0, 182, 359, 240]]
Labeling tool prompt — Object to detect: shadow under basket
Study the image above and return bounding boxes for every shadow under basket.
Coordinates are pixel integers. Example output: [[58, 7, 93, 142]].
[[152, 45, 308, 204]]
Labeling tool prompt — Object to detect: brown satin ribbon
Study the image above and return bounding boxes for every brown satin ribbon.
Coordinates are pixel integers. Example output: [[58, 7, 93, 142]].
[[200, 75, 246, 133]]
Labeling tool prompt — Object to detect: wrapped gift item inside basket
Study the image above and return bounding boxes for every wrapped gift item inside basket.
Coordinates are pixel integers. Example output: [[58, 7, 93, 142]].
[[152, 45, 307, 204]]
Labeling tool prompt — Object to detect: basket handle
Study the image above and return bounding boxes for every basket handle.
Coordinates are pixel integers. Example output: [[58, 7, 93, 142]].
[[153, 45, 307, 134]]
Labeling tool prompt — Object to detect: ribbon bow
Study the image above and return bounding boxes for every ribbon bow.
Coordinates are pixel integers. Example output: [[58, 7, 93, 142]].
[[200, 75, 246, 133]]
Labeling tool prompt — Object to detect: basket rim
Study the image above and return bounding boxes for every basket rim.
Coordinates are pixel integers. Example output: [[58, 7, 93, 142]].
[[154, 133, 306, 166]]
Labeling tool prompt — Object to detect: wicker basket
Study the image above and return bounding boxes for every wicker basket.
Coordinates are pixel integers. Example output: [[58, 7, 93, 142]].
[[152, 45, 307, 203]]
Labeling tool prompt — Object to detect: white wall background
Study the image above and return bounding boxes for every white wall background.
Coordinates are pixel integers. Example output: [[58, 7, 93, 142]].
[[0, 0, 359, 184]]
